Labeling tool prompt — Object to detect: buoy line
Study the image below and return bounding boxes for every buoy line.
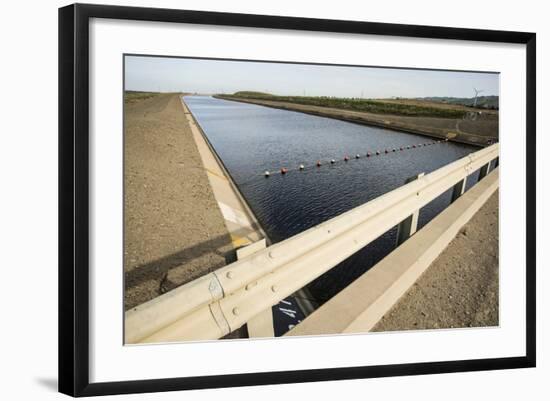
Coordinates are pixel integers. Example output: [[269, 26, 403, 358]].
[[263, 139, 448, 177]]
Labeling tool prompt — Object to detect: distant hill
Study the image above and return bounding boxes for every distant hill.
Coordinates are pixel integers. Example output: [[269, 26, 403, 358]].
[[418, 96, 499, 109], [233, 91, 275, 98]]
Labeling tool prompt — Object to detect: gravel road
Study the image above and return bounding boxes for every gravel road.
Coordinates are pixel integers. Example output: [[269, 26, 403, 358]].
[[373, 191, 499, 331]]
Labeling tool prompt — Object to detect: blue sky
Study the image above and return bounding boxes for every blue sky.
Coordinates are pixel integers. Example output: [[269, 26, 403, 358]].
[[125, 55, 499, 98]]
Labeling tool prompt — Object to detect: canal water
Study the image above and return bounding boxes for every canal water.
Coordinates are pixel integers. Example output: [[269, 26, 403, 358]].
[[184, 96, 480, 304]]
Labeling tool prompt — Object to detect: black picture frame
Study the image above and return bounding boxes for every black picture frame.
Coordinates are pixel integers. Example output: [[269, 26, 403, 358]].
[[59, 3, 536, 397]]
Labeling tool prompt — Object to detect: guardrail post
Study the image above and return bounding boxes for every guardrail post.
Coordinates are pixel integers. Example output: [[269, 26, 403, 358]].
[[478, 162, 491, 181], [396, 173, 424, 246], [451, 178, 467, 203]]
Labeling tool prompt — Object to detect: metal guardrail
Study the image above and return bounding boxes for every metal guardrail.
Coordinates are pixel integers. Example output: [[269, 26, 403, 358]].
[[125, 144, 499, 344], [286, 167, 499, 336]]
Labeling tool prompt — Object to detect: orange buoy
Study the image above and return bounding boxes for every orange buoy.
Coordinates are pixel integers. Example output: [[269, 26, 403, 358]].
[[280, 167, 288, 174], [316, 160, 321, 167], [412, 145, 416, 148], [384, 149, 389, 154], [344, 156, 350, 161], [367, 152, 371, 157], [400, 147, 403, 151]]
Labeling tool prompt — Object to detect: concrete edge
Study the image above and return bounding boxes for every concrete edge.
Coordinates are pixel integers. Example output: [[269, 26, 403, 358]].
[[181, 96, 270, 244]]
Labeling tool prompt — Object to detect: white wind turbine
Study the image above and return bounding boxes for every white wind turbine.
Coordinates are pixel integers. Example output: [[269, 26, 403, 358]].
[[473, 87, 484, 107]]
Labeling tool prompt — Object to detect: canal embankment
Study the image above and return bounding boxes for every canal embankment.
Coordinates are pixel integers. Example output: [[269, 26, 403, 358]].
[[215, 95, 497, 147], [124, 93, 234, 310]]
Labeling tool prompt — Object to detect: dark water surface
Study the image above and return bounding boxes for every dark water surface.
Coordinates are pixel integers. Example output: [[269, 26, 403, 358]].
[[184, 96, 480, 303]]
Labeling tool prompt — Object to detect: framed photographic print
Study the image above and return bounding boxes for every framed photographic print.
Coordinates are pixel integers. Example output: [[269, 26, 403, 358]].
[[58, 3, 536, 397]]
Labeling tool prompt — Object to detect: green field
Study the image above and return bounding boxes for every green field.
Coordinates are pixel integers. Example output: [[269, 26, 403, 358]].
[[227, 91, 467, 118]]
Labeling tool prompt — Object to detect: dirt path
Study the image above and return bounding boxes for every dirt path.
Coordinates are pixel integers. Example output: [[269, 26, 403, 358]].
[[373, 191, 499, 331], [124, 93, 233, 310]]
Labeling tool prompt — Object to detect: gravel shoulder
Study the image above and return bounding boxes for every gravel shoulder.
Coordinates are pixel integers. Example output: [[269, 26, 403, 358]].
[[373, 191, 499, 331], [124, 93, 233, 310]]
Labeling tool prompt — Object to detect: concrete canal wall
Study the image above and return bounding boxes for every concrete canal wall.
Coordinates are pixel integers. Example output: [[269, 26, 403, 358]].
[[180, 98, 266, 251]]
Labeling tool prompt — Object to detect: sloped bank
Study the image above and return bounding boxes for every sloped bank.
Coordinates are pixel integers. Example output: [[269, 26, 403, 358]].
[[216, 95, 497, 147], [124, 93, 234, 310]]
